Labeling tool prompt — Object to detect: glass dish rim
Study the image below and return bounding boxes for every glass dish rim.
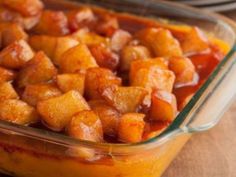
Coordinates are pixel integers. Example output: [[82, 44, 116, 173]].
[[0, 0, 236, 153]]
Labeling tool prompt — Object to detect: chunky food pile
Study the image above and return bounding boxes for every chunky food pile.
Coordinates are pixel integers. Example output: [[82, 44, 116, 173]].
[[0, 0, 227, 144]]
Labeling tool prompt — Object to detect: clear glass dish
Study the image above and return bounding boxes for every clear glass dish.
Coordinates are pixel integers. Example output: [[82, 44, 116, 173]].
[[0, 0, 236, 177]]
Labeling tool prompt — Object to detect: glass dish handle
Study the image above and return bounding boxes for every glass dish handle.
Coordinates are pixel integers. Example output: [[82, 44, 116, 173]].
[[182, 51, 236, 133]]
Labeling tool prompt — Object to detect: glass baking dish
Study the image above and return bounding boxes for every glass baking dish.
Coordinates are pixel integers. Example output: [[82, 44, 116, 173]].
[[0, 0, 236, 177]]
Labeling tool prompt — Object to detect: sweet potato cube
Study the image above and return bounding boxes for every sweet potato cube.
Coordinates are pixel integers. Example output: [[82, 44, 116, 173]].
[[22, 83, 62, 106], [0, 82, 19, 100], [135, 28, 183, 57], [169, 57, 196, 86], [85, 67, 121, 99], [1, 0, 43, 17], [110, 29, 132, 52], [0, 67, 15, 83], [53, 37, 79, 65], [150, 90, 177, 122], [0, 6, 23, 25], [0, 23, 28, 47], [131, 67, 175, 93], [22, 14, 41, 30], [71, 28, 109, 46], [102, 86, 148, 113], [0, 99, 39, 125], [0, 40, 34, 69], [60, 44, 97, 73], [37, 90, 90, 131], [33, 10, 69, 36], [17, 51, 57, 87], [56, 73, 85, 95], [129, 58, 168, 80], [118, 113, 145, 143], [180, 27, 209, 55], [89, 44, 119, 71], [89, 100, 120, 136], [68, 110, 103, 142], [120, 45, 151, 71], [66, 8, 96, 32], [29, 35, 57, 59]]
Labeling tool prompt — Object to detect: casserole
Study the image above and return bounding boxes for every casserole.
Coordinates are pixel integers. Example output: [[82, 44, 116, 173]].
[[0, 0, 236, 177]]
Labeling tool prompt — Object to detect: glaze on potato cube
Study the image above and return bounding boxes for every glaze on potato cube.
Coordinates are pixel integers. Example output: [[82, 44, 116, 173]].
[[60, 44, 98, 73], [22, 14, 41, 30], [118, 113, 145, 143], [0, 40, 34, 69], [89, 44, 119, 71], [37, 90, 90, 131], [0, 82, 19, 100], [150, 90, 177, 122], [110, 29, 132, 52], [0, 67, 15, 83], [120, 45, 151, 71], [0, 23, 28, 47], [71, 28, 109, 46], [180, 27, 209, 55], [85, 67, 121, 99], [169, 57, 196, 86], [95, 14, 119, 37], [66, 7, 96, 32], [56, 73, 85, 95], [17, 51, 57, 87], [129, 58, 168, 82], [53, 37, 79, 65], [0, 6, 23, 25], [102, 86, 148, 113], [89, 100, 120, 136], [0, 99, 39, 125], [131, 67, 175, 93], [29, 35, 57, 58], [33, 10, 69, 36], [1, 0, 43, 17], [135, 28, 183, 57], [68, 110, 103, 142], [22, 83, 62, 106]]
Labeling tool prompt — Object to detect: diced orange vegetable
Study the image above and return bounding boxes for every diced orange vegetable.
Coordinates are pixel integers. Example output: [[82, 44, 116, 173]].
[[129, 58, 168, 80], [85, 67, 121, 99], [67, 110, 103, 142], [169, 56, 196, 86], [180, 27, 209, 55], [110, 29, 132, 52], [135, 28, 183, 57], [33, 10, 69, 36], [66, 7, 96, 32], [56, 73, 85, 95], [120, 45, 151, 71], [95, 14, 119, 37], [0, 67, 15, 83], [102, 86, 148, 113], [22, 14, 40, 30], [0, 23, 28, 47], [29, 35, 57, 59], [89, 100, 120, 136], [0, 99, 39, 125], [150, 90, 177, 122], [22, 83, 62, 106], [71, 28, 109, 46], [143, 121, 168, 140], [17, 51, 57, 87], [1, 0, 43, 17], [89, 44, 119, 71], [0, 82, 19, 100], [37, 90, 90, 131], [131, 67, 175, 93], [0, 40, 34, 69], [118, 113, 145, 143], [0, 6, 23, 25], [60, 44, 98, 73]]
